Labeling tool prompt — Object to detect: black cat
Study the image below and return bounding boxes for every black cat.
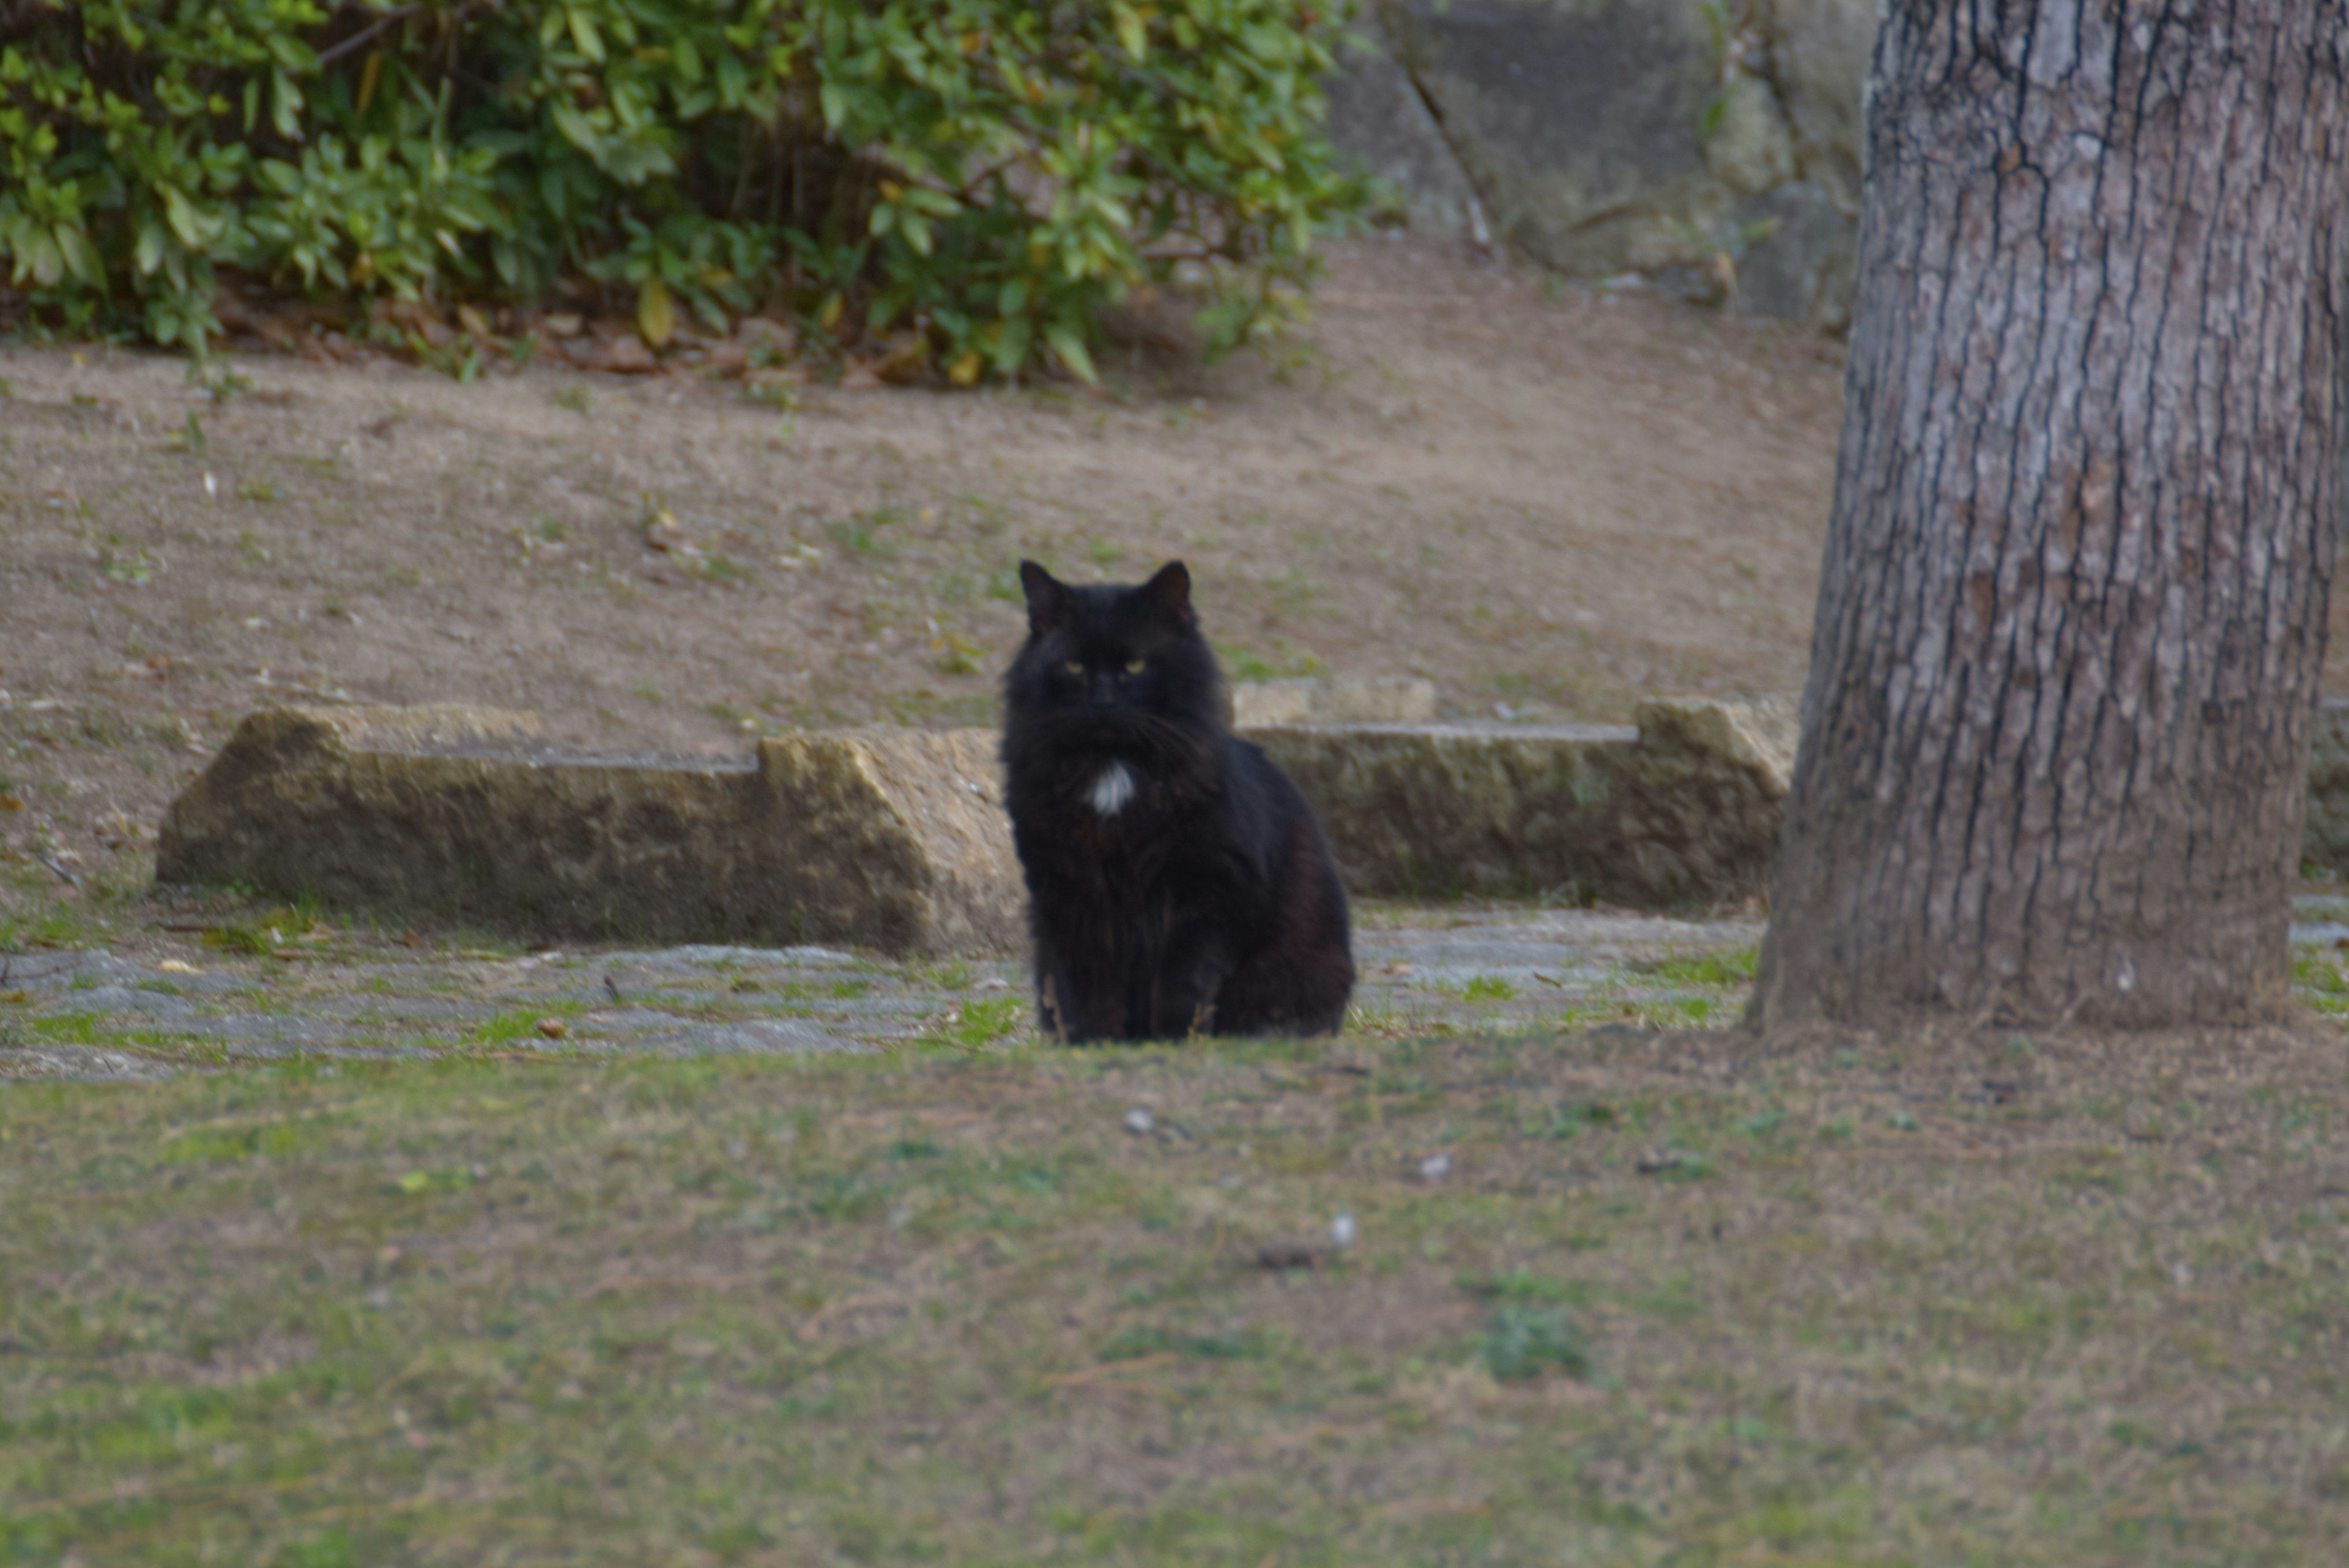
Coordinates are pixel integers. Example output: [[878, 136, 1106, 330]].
[[1001, 560, 1355, 1042]]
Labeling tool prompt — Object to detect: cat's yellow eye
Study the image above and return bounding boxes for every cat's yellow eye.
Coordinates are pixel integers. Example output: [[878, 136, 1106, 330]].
[[1063, 659, 1084, 675], [1124, 657, 1146, 674]]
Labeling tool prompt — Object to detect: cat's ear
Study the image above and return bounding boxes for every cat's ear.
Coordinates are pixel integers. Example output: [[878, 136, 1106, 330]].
[[1019, 560, 1067, 633], [1140, 560, 1193, 621]]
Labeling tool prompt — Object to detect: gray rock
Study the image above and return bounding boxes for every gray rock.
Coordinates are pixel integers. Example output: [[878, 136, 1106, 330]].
[[1703, 72, 1798, 197], [1379, 0, 1730, 277], [598, 944, 862, 973], [0, 1046, 174, 1082], [1336, 0, 1869, 327], [666, 1019, 868, 1057], [42, 986, 201, 1021], [173, 1014, 366, 1049], [1727, 184, 1856, 329], [0, 950, 145, 992], [1767, 0, 1877, 209], [1323, 19, 1482, 234]]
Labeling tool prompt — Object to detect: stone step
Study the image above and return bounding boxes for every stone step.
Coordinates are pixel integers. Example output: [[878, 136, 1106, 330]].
[[1245, 696, 1795, 905], [156, 697, 1799, 948], [156, 706, 1021, 957]]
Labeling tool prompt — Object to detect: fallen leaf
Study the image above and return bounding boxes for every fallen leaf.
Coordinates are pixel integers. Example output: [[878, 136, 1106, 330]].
[[637, 278, 676, 347]]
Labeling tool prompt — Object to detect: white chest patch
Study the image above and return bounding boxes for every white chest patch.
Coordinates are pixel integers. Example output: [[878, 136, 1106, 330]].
[[1086, 761, 1137, 817]]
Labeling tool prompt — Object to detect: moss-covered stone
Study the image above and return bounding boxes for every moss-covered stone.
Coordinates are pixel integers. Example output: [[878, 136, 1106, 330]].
[[157, 707, 1020, 955], [1242, 696, 1794, 905], [158, 696, 1810, 944]]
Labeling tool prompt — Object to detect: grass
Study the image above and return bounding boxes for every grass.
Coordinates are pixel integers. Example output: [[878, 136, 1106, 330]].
[[4, 1024, 2348, 1565]]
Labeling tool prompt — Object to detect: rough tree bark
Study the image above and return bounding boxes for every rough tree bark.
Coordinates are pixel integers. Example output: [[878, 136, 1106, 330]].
[[1750, 4, 2349, 1030]]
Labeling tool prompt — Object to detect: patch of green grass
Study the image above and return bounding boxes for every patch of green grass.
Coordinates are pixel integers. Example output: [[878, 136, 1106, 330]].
[[24, 1012, 110, 1044], [920, 995, 1025, 1051], [1460, 1268, 1587, 1306], [1476, 1302, 1589, 1382], [828, 505, 900, 557], [1459, 974, 1516, 1002], [1631, 946, 1761, 987], [2, 1028, 2347, 1566], [469, 1005, 584, 1046]]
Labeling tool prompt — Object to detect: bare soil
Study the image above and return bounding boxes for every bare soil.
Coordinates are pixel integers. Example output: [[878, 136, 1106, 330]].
[[2, 236, 1850, 885]]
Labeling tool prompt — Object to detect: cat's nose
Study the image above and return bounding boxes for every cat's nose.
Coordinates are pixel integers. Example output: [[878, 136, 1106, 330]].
[[1089, 674, 1118, 707]]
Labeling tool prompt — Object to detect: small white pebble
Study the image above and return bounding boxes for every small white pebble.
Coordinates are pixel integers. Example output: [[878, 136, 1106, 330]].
[[1418, 1153, 1452, 1181], [1330, 1211, 1357, 1249], [1123, 1108, 1155, 1135]]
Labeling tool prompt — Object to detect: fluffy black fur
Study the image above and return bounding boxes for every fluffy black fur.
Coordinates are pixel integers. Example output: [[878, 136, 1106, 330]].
[[1000, 559, 1354, 1042]]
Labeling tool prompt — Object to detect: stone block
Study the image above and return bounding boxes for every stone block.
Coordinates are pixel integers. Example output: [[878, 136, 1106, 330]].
[[1323, 17, 1482, 234], [1339, 0, 1869, 328], [1726, 181, 1857, 329], [1241, 695, 1794, 905], [1232, 677, 1438, 727], [158, 695, 1810, 945], [156, 707, 1022, 956], [1379, 0, 1727, 278], [1767, 0, 1877, 210]]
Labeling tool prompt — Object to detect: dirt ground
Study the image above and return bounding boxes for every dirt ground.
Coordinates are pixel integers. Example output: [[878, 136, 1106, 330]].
[[2, 234, 1851, 880]]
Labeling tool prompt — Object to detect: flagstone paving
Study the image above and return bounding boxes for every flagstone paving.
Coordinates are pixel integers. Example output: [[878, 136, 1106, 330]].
[[11, 894, 2349, 1081]]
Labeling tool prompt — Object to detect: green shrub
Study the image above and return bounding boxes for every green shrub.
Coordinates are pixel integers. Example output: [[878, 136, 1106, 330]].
[[0, 0, 1366, 377]]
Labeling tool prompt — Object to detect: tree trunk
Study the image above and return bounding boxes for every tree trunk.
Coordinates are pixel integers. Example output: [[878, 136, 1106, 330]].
[[1751, 4, 2349, 1031]]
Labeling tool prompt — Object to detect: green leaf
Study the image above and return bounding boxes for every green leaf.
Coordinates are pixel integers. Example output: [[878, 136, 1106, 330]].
[[133, 217, 166, 277], [549, 103, 599, 157], [1044, 321, 1095, 384], [270, 69, 302, 140], [568, 8, 606, 63], [12, 223, 61, 286], [53, 222, 100, 286], [160, 187, 214, 251], [1113, 4, 1148, 61], [638, 275, 676, 346]]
